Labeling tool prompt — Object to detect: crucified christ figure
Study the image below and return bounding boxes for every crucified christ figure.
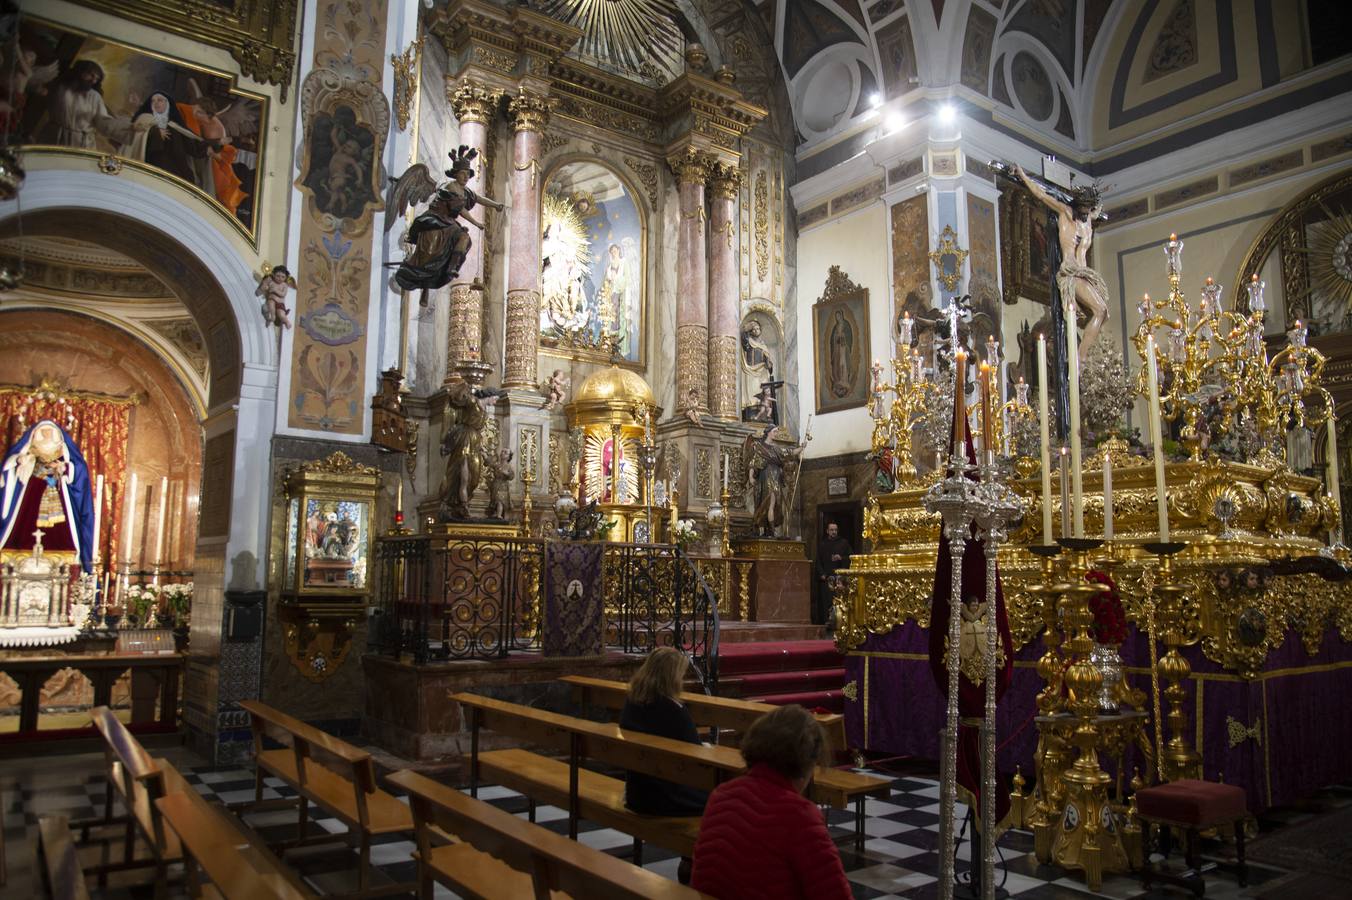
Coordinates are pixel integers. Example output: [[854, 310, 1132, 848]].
[[1014, 165, 1108, 361]]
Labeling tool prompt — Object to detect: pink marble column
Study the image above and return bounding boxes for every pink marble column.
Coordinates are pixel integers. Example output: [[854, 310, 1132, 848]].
[[445, 82, 498, 378], [670, 150, 714, 415], [503, 90, 550, 389], [707, 164, 741, 420]]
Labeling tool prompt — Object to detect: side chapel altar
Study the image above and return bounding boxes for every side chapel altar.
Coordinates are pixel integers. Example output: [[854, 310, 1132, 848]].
[[836, 165, 1351, 893]]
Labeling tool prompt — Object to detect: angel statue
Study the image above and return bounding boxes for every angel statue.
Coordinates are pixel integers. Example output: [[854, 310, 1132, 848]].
[[541, 369, 570, 410], [439, 379, 505, 520], [386, 145, 505, 306], [742, 424, 804, 538], [256, 264, 295, 329]]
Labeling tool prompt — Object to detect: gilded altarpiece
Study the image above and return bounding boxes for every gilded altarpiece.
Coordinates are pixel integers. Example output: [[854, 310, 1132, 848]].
[[287, 0, 390, 433]]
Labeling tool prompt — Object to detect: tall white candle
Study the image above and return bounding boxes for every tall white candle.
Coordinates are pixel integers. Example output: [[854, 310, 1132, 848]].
[[1103, 454, 1114, 540], [1145, 337, 1170, 542], [123, 471, 138, 564], [154, 475, 168, 565], [1037, 336, 1053, 544], [1329, 417, 1342, 540], [93, 474, 103, 564], [723, 451, 729, 492], [1059, 447, 1070, 538], [1066, 302, 1084, 537]]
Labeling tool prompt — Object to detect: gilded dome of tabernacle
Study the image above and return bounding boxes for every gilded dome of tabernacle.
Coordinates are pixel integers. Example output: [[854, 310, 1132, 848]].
[[574, 365, 655, 407]]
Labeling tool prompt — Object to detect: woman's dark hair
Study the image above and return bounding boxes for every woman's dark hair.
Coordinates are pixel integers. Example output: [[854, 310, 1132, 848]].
[[741, 705, 828, 781]]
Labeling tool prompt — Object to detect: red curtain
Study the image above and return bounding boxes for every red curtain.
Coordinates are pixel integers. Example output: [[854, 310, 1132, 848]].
[[1, 389, 133, 569]]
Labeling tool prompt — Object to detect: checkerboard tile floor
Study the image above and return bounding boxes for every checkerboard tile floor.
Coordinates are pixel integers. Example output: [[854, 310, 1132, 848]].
[[0, 748, 1304, 899]]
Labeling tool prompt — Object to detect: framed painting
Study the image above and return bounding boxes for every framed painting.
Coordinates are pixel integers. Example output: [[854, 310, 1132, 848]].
[[539, 160, 647, 367], [998, 182, 1054, 308], [6, 17, 267, 243], [812, 266, 871, 415]]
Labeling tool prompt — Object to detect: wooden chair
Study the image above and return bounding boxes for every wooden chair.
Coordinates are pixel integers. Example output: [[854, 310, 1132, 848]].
[[238, 700, 413, 897], [87, 706, 189, 896], [155, 788, 315, 900], [1136, 779, 1249, 898], [389, 768, 712, 900]]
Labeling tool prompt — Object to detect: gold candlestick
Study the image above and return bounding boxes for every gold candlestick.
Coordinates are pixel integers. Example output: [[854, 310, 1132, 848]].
[[720, 485, 732, 558], [1144, 541, 1200, 782], [1026, 544, 1069, 863]]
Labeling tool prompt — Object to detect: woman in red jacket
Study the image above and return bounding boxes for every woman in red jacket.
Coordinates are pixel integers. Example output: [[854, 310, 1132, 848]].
[[690, 705, 853, 900]]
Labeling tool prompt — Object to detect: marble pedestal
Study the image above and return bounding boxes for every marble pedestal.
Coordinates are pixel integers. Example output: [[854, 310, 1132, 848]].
[[731, 538, 812, 624]]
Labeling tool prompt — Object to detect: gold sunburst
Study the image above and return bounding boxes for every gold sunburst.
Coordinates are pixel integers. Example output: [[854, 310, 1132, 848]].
[[542, 0, 684, 78], [584, 430, 640, 504], [541, 192, 594, 329], [1303, 201, 1352, 328]]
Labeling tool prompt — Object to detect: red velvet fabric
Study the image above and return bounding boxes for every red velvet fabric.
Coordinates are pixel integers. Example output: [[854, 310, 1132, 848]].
[[691, 763, 851, 900], [1136, 779, 1247, 824]]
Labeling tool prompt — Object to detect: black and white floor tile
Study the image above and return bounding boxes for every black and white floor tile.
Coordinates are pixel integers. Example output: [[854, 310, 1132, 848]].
[[0, 748, 1317, 899]]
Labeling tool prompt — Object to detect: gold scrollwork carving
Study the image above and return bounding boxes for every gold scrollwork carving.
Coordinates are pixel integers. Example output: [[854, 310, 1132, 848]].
[[708, 163, 741, 200], [472, 45, 517, 74], [676, 323, 709, 412], [707, 334, 739, 420], [754, 171, 769, 281], [97, 155, 122, 175], [503, 289, 541, 388], [622, 156, 659, 208], [696, 448, 712, 499], [928, 224, 969, 292], [390, 38, 422, 132], [667, 147, 717, 187], [1226, 715, 1262, 748]]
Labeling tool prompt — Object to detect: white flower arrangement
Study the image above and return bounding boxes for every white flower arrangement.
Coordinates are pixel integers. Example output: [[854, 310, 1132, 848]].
[[672, 518, 699, 547]]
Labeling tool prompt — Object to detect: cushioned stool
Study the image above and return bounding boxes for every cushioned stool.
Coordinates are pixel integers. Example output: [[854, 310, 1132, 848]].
[[1135, 779, 1247, 897]]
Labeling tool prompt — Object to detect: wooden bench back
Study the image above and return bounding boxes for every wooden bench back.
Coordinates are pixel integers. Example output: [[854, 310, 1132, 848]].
[[89, 707, 189, 859], [389, 769, 705, 900], [91, 705, 159, 790], [238, 700, 379, 819], [455, 692, 889, 808], [453, 692, 740, 793], [561, 675, 849, 754]]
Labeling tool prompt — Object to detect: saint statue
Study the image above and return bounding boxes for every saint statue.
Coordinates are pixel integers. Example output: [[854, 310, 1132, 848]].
[[742, 425, 804, 538], [1013, 165, 1108, 360], [387, 146, 505, 306], [740, 319, 774, 421], [0, 420, 95, 572], [439, 381, 503, 520]]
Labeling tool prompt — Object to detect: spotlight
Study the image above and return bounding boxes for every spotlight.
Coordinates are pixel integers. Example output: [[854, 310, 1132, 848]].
[[884, 112, 906, 133], [869, 92, 883, 109], [938, 103, 957, 125]]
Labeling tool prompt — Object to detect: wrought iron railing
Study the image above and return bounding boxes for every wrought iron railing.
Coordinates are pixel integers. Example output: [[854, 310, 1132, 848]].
[[371, 535, 720, 692]]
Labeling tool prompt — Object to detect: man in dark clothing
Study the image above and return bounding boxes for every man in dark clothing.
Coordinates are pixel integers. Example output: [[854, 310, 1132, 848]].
[[816, 522, 853, 628]]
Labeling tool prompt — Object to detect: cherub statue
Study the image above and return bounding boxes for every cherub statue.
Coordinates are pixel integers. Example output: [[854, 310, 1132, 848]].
[[256, 264, 294, 329], [749, 383, 776, 423], [485, 448, 515, 520], [682, 387, 702, 425], [386, 146, 506, 307], [541, 369, 570, 410]]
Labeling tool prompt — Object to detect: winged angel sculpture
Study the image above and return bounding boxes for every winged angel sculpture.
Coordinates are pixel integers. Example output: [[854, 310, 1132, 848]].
[[385, 146, 505, 306]]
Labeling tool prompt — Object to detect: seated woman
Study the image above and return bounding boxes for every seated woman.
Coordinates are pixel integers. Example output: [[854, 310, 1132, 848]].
[[691, 705, 852, 900], [619, 646, 708, 817]]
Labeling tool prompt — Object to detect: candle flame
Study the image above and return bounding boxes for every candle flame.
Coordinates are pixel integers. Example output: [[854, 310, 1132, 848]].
[[1169, 233, 1177, 241]]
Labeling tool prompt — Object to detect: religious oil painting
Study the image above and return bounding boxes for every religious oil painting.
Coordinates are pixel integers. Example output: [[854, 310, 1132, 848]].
[[999, 183, 1054, 308], [812, 271, 871, 415], [299, 104, 379, 223], [5, 18, 267, 239], [539, 160, 646, 365], [301, 497, 369, 590]]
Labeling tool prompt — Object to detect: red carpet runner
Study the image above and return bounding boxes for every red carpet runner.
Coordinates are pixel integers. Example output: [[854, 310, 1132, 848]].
[[716, 639, 847, 713]]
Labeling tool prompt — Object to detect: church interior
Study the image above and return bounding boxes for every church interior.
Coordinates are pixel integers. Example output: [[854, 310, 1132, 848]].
[[1, 0, 1351, 897]]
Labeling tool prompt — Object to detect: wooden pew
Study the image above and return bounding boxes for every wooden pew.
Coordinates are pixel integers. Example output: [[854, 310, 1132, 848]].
[[155, 788, 315, 900], [88, 706, 188, 896], [560, 674, 850, 759], [389, 769, 711, 900], [238, 700, 414, 897], [37, 815, 91, 900], [453, 692, 889, 855]]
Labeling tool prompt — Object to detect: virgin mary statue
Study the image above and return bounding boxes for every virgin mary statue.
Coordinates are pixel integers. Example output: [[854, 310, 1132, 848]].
[[0, 420, 95, 572]]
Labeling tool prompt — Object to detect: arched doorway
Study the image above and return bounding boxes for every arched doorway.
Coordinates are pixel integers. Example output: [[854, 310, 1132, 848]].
[[1, 171, 278, 761]]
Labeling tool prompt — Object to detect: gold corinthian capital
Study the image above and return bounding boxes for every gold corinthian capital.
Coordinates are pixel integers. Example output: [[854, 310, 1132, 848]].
[[448, 80, 502, 125], [508, 89, 553, 133], [707, 163, 742, 200], [666, 147, 718, 186]]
